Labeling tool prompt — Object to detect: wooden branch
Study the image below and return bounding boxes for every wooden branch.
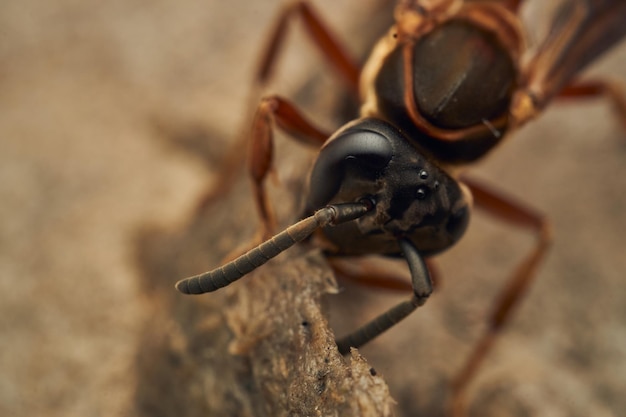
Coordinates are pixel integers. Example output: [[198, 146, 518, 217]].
[[133, 185, 395, 416]]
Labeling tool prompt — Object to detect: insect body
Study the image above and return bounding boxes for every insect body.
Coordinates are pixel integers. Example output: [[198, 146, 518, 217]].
[[175, 0, 626, 415]]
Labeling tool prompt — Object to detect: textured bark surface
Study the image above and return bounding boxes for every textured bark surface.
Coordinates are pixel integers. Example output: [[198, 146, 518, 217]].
[[2, 1, 626, 417], [134, 197, 395, 416]]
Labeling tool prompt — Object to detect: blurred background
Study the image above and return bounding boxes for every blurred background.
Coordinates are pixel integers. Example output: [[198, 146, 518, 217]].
[[1, 0, 625, 416]]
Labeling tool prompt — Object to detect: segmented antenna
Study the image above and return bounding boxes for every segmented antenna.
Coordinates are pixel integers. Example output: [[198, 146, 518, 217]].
[[175, 201, 373, 295]]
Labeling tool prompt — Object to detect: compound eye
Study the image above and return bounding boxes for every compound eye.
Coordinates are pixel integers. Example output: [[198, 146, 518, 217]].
[[306, 125, 394, 210]]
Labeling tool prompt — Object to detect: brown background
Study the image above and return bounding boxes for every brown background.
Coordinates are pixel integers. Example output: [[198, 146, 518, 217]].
[[1, 1, 625, 416]]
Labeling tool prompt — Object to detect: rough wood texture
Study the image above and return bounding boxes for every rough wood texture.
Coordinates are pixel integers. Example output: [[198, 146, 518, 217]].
[[134, 205, 394, 416]]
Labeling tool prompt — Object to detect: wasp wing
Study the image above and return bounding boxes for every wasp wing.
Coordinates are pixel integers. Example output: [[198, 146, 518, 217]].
[[521, 0, 626, 112]]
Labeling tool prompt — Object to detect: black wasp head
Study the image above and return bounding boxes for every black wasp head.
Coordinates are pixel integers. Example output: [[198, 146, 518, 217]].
[[306, 118, 470, 257]]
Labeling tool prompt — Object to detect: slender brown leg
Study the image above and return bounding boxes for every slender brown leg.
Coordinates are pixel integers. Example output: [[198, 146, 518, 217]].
[[499, 0, 524, 13], [195, 1, 360, 214], [248, 95, 330, 238], [450, 175, 552, 417], [257, 1, 360, 94], [557, 79, 626, 131], [328, 256, 441, 293]]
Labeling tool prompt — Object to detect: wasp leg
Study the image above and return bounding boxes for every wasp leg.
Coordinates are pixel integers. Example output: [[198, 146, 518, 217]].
[[335, 239, 433, 354], [249, 95, 330, 239], [194, 1, 359, 214], [557, 79, 626, 131], [450, 175, 552, 417], [499, 0, 524, 13], [328, 256, 441, 293], [257, 0, 360, 94]]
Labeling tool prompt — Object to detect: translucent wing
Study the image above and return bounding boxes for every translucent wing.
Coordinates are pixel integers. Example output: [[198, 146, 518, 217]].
[[516, 0, 626, 121]]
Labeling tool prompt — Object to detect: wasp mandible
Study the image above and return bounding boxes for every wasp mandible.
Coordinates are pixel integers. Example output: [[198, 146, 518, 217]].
[[175, 0, 626, 414]]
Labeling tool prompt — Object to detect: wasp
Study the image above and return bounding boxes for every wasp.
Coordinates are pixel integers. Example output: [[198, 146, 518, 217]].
[[175, 0, 626, 415]]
